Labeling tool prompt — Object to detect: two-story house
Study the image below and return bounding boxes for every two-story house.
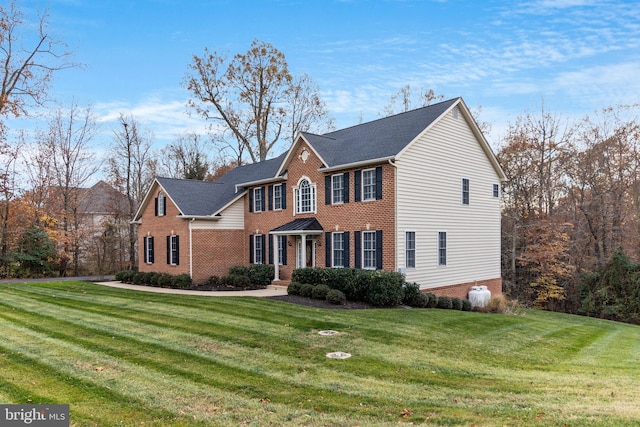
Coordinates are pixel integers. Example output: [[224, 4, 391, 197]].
[[133, 98, 506, 298]]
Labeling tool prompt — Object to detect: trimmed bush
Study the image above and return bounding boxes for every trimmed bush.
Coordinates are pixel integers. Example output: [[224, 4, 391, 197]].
[[326, 289, 346, 305], [402, 282, 424, 307], [206, 276, 222, 287], [287, 281, 302, 296], [426, 293, 438, 308], [312, 284, 331, 300], [361, 270, 404, 307], [299, 283, 314, 298], [229, 264, 274, 287], [292, 268, 327, 286], [171, 274, 192, 289], [451, 297, 463, 311], [157, 273, 173, 288], [131, 273, 143, 285], [461, 299, 472, 311], [324, 269, 357, 299], [436, 296, 453, 310], [223, 274, 252, 289]]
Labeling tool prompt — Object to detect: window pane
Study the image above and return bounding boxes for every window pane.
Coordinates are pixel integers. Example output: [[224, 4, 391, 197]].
[[438, 232, 447, 266], [406, 231, 415, 268], [363, 170, 376, 200], [462, 179, 469, 205], [332, 175, 344, 204], [363, 231, 376, 268], [274, 185, 282, 210], [333, 233, 344, 267], [254, 235, 263, 264]]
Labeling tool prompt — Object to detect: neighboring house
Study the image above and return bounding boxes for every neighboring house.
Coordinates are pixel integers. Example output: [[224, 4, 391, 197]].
[[133, 98, 506, 298]]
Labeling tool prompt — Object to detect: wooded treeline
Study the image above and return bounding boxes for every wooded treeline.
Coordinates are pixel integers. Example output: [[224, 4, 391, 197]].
[[498, 103, 640, 322]]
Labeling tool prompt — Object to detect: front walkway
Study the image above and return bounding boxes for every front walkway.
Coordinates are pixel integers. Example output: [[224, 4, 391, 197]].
[[96, 281, 289, 297]]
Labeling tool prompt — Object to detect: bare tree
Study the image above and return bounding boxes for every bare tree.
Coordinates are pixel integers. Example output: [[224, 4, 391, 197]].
[[0, 0, 75, 117], [184, 39, 332, 163], [159, 132, 211, 180], [284, 73, 334, 143], [37, 102, 99, 275], [0, 125, 21, 263], [106, 114, 156, 270], [382, 84, 444, 116]]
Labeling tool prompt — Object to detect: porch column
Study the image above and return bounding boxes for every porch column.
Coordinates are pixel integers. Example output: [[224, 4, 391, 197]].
[[300, 234, 307, 269], [273, 234, 280, 281]]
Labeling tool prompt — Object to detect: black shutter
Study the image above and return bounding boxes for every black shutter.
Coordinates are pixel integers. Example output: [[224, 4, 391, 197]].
[[249, 189, 254, 212], [375, 166, 383, 200], [280, 236, 287, 265], [261, 235, 266, 263], [281, 184, 287, 209], [325, 176, 331, 205], [354, 171, 361, 202], [166, 236, 171, 264], [249, 235, 254, 263], [269, 234, 274, 264], [268, 185, 273, 211], [343, 231, 350, 267], [163, 196, 167, 215], [325, 232, 332, 267], [261, 187, 266, 211], [154, 198, 158, 216], [143, 237, 148, 263], [354, 231, 361, 269], [174, 235, 180, 265], [376, 230, 383, 270], [149, 237, 154, 263], [343, 172, 350, 203]]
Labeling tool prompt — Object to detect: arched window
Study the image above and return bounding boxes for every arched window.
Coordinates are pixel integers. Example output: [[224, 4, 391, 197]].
[[295, 177, 316, 214]]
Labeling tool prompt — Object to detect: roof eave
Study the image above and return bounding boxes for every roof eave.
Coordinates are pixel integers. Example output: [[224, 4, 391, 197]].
[[234, 173, 288, 192], [319, 156, 396, 173], [177, 215, 221, 221]]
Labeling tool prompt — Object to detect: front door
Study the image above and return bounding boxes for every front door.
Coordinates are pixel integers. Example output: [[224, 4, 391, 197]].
[[296, 238, 315, 268]]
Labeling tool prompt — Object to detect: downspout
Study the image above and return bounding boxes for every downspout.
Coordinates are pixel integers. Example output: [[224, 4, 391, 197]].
[[189, 218, 195, 279], [388, 159, 398, 272]]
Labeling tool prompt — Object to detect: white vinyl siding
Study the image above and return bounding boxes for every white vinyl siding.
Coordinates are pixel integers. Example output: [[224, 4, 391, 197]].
[[395, 104, 502, 289], [190, 198, 244, 230]]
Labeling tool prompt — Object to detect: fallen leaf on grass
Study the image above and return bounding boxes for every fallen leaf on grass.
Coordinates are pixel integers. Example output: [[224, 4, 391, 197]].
[[260, 398, 270, 403], [400, 408, 412, 418]]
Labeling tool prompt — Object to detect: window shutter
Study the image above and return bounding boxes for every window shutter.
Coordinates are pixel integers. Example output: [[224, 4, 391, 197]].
[[249, 235, 254, 263], [376, 230, 383, 269], [354, 231, 361, 269], [280, 236, 287, 265], [325, 176, 331, 205], [268, 185, 273, 211], [149, 237, 154, 263], [174, 235, 180, 265], [143, 237, 148, 263], [325, 232, 331, 267], [261, 235, 267, 263], [343, 231, 350, 267], [281, 184, 287, 209], [261, 187, 266, 211], [166, 236, 171, 264], [375, 166, 383, 200], [354, 171, 361, 202], [269, 235, 274, 264], [154, 198, 158, 216], [163, 196, 167, 215], [343, 172, 350, 203], [249, 189, 254, 212]]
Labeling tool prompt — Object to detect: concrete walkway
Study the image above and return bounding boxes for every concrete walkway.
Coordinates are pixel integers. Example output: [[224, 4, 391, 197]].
[[95, 281, 289, 297]]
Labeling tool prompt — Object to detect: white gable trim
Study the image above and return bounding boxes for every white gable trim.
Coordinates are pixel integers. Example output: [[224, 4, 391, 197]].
[[276, 133, 329, 176]]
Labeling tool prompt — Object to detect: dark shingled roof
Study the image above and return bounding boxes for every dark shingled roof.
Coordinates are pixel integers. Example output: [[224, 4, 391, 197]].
[[304, 98, 459, 168], [271, 217, 323, 233], [156, 152, 286, 217]]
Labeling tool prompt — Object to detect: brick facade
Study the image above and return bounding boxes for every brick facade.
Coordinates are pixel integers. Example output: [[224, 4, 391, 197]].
[[425, 278, 503, 300]]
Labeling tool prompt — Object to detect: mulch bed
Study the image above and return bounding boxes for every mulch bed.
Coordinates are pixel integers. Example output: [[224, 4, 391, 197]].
[[267, 294, 376, 310]]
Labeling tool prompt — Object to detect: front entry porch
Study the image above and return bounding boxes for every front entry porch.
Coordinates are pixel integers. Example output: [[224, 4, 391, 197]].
[[270, 218, 323, 282]]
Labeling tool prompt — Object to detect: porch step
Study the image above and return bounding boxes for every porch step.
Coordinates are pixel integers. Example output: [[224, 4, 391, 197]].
[[268, 281, 290, 290]]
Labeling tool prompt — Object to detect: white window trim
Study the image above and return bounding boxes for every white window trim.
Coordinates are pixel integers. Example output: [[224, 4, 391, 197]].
[[493, 183, 500, 198], [332, 232, 345, 268], [273, 184, 283, 211], [254, 234, 264, 265], [331, 174, 344, 205], [277, 235, 285, 265], [461, 178, 470, 205], [437, 231, 447, 267], [145, 235, 154, 264], [405, 230, 416, 269], [362, 168, 376, 201], [293, 176, 317, 215], [157, 192, 165, 216], [362, 230, 376, 270], [253, 188, 263, 212]]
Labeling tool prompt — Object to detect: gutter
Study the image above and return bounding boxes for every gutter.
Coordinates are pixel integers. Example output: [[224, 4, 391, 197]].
[[319, 156, 396, 173], [234, 174, 287, 192], [177, 215, 221, 221]]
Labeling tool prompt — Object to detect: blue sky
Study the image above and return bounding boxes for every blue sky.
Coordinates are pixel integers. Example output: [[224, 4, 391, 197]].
[[13, 0, 640, 159]]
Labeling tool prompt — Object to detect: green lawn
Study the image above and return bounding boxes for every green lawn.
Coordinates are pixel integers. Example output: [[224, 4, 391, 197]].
[[1, 281, 639, 426]]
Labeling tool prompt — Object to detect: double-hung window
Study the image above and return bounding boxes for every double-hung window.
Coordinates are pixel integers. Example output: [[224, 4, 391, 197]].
[[254, 188, 263, 212], [363, 231, 376, 269], [254, 234, 264, 264], [405, 231, 416, 269], [168, 235, 179, 265], [362, 169, 376, 201], [462, 178, 470, 205], [493, 183, 500, 198], [273, 184, 283, 210], [438, 232, 447, 266], [156, 192, 166, 216], [144, 236, 154, 264], [332, 174, 344, 204], [332, 232, 345, 267]]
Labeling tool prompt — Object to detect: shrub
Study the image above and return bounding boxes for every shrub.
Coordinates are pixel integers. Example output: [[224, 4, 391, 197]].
[[131, 273, 143, 285], [326, 289, 346, 305], [461, 299, 472, 311], [292, 268, 327, 286], [362, 270, 404, 307], [148, 272, 161, 287], [299, 283, 314, 298], [477, 295, 524, 315], [312, 284, 331, 300], [115, 270, 128, 282], [157, 273, 173, 288], [206, 276, 223, 287], [426, 293, 438, 308], [451, 297, 463, 311], [324, 269, 357, 298], [436, 296, 453, 309], [229, 264, 274, 287], [171, 274, 193, 289], [287, 281, 302, 296], [402, 282, 423, 307], [224, 274, 252, 289]]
